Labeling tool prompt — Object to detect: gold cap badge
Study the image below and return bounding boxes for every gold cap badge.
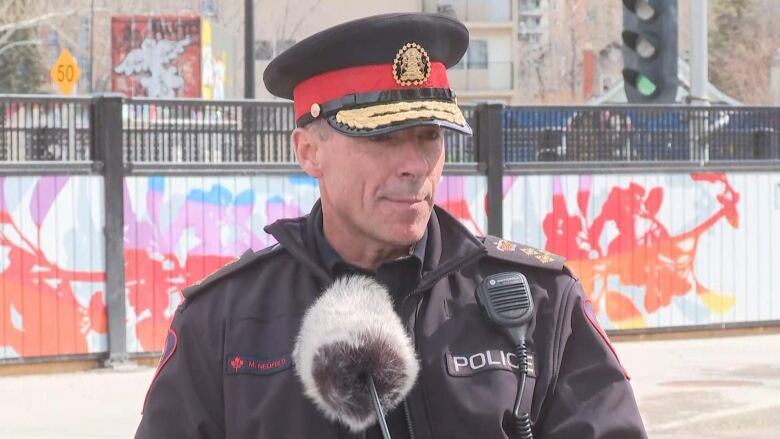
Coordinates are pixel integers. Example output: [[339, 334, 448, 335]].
[[393, 42, 431, 86]]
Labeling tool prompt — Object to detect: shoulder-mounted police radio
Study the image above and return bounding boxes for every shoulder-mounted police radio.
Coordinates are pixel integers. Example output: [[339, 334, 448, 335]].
[[476, 272, 535, 439]]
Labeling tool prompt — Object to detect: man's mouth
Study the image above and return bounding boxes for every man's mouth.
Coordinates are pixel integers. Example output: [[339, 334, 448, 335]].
[[386, 197, 425, 203]]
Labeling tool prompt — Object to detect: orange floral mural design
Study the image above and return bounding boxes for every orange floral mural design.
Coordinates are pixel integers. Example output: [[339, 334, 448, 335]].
[[542, 173, 740, 329], [0, 177, 106, 358]]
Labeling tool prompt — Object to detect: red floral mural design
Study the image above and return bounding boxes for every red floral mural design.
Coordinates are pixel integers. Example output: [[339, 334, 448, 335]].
[[0, 178, 106, 357], [542, 173, 740, 328]]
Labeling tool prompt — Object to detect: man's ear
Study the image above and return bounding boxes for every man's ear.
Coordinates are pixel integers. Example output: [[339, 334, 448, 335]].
[[293, 127, 323, 178]]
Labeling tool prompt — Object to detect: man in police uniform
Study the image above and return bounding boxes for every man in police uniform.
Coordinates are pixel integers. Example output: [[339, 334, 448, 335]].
[[136, 12, 647, 439]]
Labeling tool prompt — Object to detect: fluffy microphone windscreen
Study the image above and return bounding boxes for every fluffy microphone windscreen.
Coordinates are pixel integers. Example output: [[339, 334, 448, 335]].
[[293, 275, 420, 432]]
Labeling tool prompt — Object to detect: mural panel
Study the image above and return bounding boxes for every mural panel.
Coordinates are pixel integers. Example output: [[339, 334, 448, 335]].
[[504, 172, 780, 330], [0, 176, 106, 360], [123, 175, 487, 352], [4, 171, 777, 358]]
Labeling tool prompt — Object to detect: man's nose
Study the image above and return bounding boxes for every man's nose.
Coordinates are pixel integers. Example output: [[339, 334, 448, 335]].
[[396, 138, 431, 179]]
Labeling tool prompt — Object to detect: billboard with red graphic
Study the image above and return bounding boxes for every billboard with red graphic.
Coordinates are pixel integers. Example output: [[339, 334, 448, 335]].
[[111, 16, 202, 98]]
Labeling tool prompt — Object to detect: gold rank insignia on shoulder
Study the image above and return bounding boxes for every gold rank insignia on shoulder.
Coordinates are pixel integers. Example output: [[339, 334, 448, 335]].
[[496, 239, 518, 252], [483, 235, 565, 271], [519, 246, 557, 265], [393, 42, 431, 86]]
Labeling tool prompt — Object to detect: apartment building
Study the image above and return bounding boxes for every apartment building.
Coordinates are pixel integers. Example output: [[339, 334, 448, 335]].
[[252, 0, 422, 100], [422, 0, 517, 104], [252, 0, 519, 104]]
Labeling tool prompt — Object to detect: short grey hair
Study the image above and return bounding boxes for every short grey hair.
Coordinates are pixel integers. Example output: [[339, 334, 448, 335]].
[[292, 118, 332, 154], [305, 118, 332, 141]]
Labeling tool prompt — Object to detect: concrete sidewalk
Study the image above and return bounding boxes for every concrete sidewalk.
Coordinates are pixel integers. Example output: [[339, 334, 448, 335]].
[[0, 334, 778, 439], [617, 333, 780, 439]]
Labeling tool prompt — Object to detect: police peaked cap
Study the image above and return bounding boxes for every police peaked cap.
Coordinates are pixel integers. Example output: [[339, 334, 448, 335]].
[[263, 13, 472, 136]]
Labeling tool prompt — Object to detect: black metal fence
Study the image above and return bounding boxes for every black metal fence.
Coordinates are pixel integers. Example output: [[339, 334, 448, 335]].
[[123, 99, 298, 163], [445, 105, 476, 162], [122, 99, 476, 164], [0, 96, 93, 162], [2, 95, 779, 165], [503, 105, 780, 162]]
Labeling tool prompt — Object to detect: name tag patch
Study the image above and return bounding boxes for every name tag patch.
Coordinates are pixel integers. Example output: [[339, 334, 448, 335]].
[[225, 353, 292, 376], [445, 349, 536, 378]]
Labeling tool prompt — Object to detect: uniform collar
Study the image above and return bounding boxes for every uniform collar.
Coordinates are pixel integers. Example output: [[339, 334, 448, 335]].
[[310, 202, 427, 277], [264, 199, 485, 289]]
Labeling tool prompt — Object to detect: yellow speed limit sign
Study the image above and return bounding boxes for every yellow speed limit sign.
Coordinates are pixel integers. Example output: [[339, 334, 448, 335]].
[[50, 49, 81, 95]]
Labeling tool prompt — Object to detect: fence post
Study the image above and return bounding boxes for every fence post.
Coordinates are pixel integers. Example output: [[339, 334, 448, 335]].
[[475, 103, 505, 238], [242, 105, 258, 161], [94, 93, 129, 366]]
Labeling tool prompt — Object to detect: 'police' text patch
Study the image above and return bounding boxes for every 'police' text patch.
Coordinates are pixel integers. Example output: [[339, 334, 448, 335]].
[[445, 349, 535, 378]]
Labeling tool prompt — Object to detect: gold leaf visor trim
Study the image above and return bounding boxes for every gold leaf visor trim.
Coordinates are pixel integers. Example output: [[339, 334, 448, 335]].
[[334, 100, 467, 130]]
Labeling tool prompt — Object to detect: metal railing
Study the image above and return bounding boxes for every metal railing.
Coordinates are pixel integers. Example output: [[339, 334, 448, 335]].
[[123, 99, 296, 163], [445, 105, 476, 162], [2, 96, 779, 166], [503, 105, 780, 163], [123, 99, 476, 164], [0, 96, 93, 162]]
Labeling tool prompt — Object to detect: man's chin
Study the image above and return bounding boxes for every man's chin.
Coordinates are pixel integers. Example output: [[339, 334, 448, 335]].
[[371, 204, 431, 244], [381, 221, 429, 247]]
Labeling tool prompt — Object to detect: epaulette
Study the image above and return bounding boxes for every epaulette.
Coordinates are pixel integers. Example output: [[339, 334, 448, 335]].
[[481, 235, 566, 272], [182, 243, 284, 300]]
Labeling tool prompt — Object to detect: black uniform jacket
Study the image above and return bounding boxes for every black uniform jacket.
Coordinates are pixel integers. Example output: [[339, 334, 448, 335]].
[[136, 202, 647, 439]]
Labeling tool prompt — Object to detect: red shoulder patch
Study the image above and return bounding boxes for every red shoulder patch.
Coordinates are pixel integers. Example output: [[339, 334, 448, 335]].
[[583, 299, 630, 380], [142, 328, 178, 413]]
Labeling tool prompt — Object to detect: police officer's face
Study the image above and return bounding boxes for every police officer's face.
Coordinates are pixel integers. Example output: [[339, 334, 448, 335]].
[[296, 123, 445, 251]]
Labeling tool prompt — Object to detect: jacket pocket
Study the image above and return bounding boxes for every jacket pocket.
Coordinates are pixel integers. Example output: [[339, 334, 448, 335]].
[[223, 315, 340, 439]]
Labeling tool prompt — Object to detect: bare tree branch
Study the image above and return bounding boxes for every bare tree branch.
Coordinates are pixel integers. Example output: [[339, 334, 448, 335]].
[[0, 0, 19, 19], [287, 0, 323, 40], [0, 38, 40, 58], [0, 9, 76, 34], [0, 9, 75, 49], [276, 0, 291, 42], [0, 29, 16, 49], [44, 21, 83, 56]]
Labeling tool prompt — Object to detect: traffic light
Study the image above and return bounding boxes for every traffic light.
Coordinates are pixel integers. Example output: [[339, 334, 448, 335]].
[[622, 0, 678, 103]]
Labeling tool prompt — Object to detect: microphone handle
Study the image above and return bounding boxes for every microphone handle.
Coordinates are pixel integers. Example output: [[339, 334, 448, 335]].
[[367, 374, 393, 439]]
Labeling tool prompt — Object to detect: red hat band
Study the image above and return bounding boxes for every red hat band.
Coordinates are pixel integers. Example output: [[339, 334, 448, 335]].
[[292, 62, 450, 121]]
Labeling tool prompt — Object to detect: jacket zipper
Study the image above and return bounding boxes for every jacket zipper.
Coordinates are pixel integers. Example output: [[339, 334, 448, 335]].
[[398, 256, 482, 439], [399, 289, 421, 439], [402, 399, 416, 439]]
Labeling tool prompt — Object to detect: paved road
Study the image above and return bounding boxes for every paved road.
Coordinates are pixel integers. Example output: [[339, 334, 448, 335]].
[[1, 334, 778, 438]]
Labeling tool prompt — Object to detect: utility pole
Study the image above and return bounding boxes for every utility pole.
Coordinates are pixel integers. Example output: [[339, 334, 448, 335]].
[[689, 0, 709, 162], [689, 0, 708, 104], [242, 0, 257, 160], [244, 0, 255, 99], [89, 0, 94, 93]]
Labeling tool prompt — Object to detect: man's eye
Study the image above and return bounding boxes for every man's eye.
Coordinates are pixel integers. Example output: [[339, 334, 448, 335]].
[[420, 129, 441, 141], [368, 133, 392, 142]]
